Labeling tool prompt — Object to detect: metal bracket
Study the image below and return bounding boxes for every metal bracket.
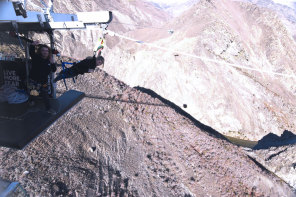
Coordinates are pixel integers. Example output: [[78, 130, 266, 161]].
[[11, 21, 18, 32], [11, 21, 24, 49], [37, 14, 44, 28], [12, 1, 27, 18]]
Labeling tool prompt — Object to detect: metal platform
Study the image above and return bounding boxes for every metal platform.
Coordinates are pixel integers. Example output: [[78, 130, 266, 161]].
[[0, 178, 27, 197], [0, 90, 85, 149], [0, 0, 113, 33]]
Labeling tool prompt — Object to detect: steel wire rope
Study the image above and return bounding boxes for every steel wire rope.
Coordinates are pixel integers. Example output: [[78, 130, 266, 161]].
[[107, 30, 296, 79], [111, 21, 170, 31]]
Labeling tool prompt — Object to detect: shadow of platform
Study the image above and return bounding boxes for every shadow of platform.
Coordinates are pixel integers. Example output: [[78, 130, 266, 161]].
[[253, 130, 296, 150], [0, 178, 27, 196], [0, 90, 85, 149]]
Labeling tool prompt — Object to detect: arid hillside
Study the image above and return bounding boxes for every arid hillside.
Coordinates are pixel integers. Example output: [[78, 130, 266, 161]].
[[104, 0, 296, 141], [0, 67, 294, 196], [1, 0, 296, 195], [101, 0, 296, 189]]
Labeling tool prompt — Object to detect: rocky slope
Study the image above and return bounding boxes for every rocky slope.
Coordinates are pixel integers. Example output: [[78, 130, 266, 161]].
[[0, 68, 295, 196], [2, 0, 296, 195], [245, 130, 296, 190], [150, 0, 200, 17], [99, 0, 296, 188], [241, 0, 296, 40], [104, 0, 296, 141]]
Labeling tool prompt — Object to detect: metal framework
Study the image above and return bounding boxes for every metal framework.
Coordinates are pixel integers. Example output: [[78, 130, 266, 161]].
[[0, 0, 112, 32], [0, 0, 112, 97], [0, 0, 113, 149]]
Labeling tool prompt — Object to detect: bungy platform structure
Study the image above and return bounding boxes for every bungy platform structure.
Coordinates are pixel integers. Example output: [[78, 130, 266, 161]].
[[0, 0, 113, 149], [0, 178, 27, 197]]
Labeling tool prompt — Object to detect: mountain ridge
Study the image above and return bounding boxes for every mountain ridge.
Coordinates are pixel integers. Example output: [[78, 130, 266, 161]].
[[104, 0, 296, 141]]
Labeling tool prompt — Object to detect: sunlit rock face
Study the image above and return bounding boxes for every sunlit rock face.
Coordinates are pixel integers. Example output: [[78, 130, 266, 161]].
[[104, 0, 296, 141]]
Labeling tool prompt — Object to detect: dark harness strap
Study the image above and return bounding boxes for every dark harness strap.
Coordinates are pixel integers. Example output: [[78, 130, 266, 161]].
[[61, 62, 76, 90]]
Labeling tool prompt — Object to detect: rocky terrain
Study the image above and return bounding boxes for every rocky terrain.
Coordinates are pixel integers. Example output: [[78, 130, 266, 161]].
[[104, 0, 296, 141], [246, 130, 296, 191], [1, 0, 296, 195], [150, 0, 200, 17], [21, 0, 296, 141], [241, 0, 296, 40], [21, 0, 296, 142], [102, 0, 296, 189], [0, 67, 295, 196]]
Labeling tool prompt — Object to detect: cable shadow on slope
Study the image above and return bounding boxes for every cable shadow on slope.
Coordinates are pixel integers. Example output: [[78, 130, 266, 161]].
[[85, 94, 168, 107], [134, 86, 228, 141], [58, 88, 226, 140], [56, 90, 167, 107]]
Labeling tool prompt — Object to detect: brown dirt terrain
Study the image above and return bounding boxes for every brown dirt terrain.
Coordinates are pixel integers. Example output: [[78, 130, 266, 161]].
[[0, 68, 295, 196]]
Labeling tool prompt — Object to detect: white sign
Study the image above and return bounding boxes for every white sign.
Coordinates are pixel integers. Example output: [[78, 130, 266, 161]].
[[3, 69, 21, 87]]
